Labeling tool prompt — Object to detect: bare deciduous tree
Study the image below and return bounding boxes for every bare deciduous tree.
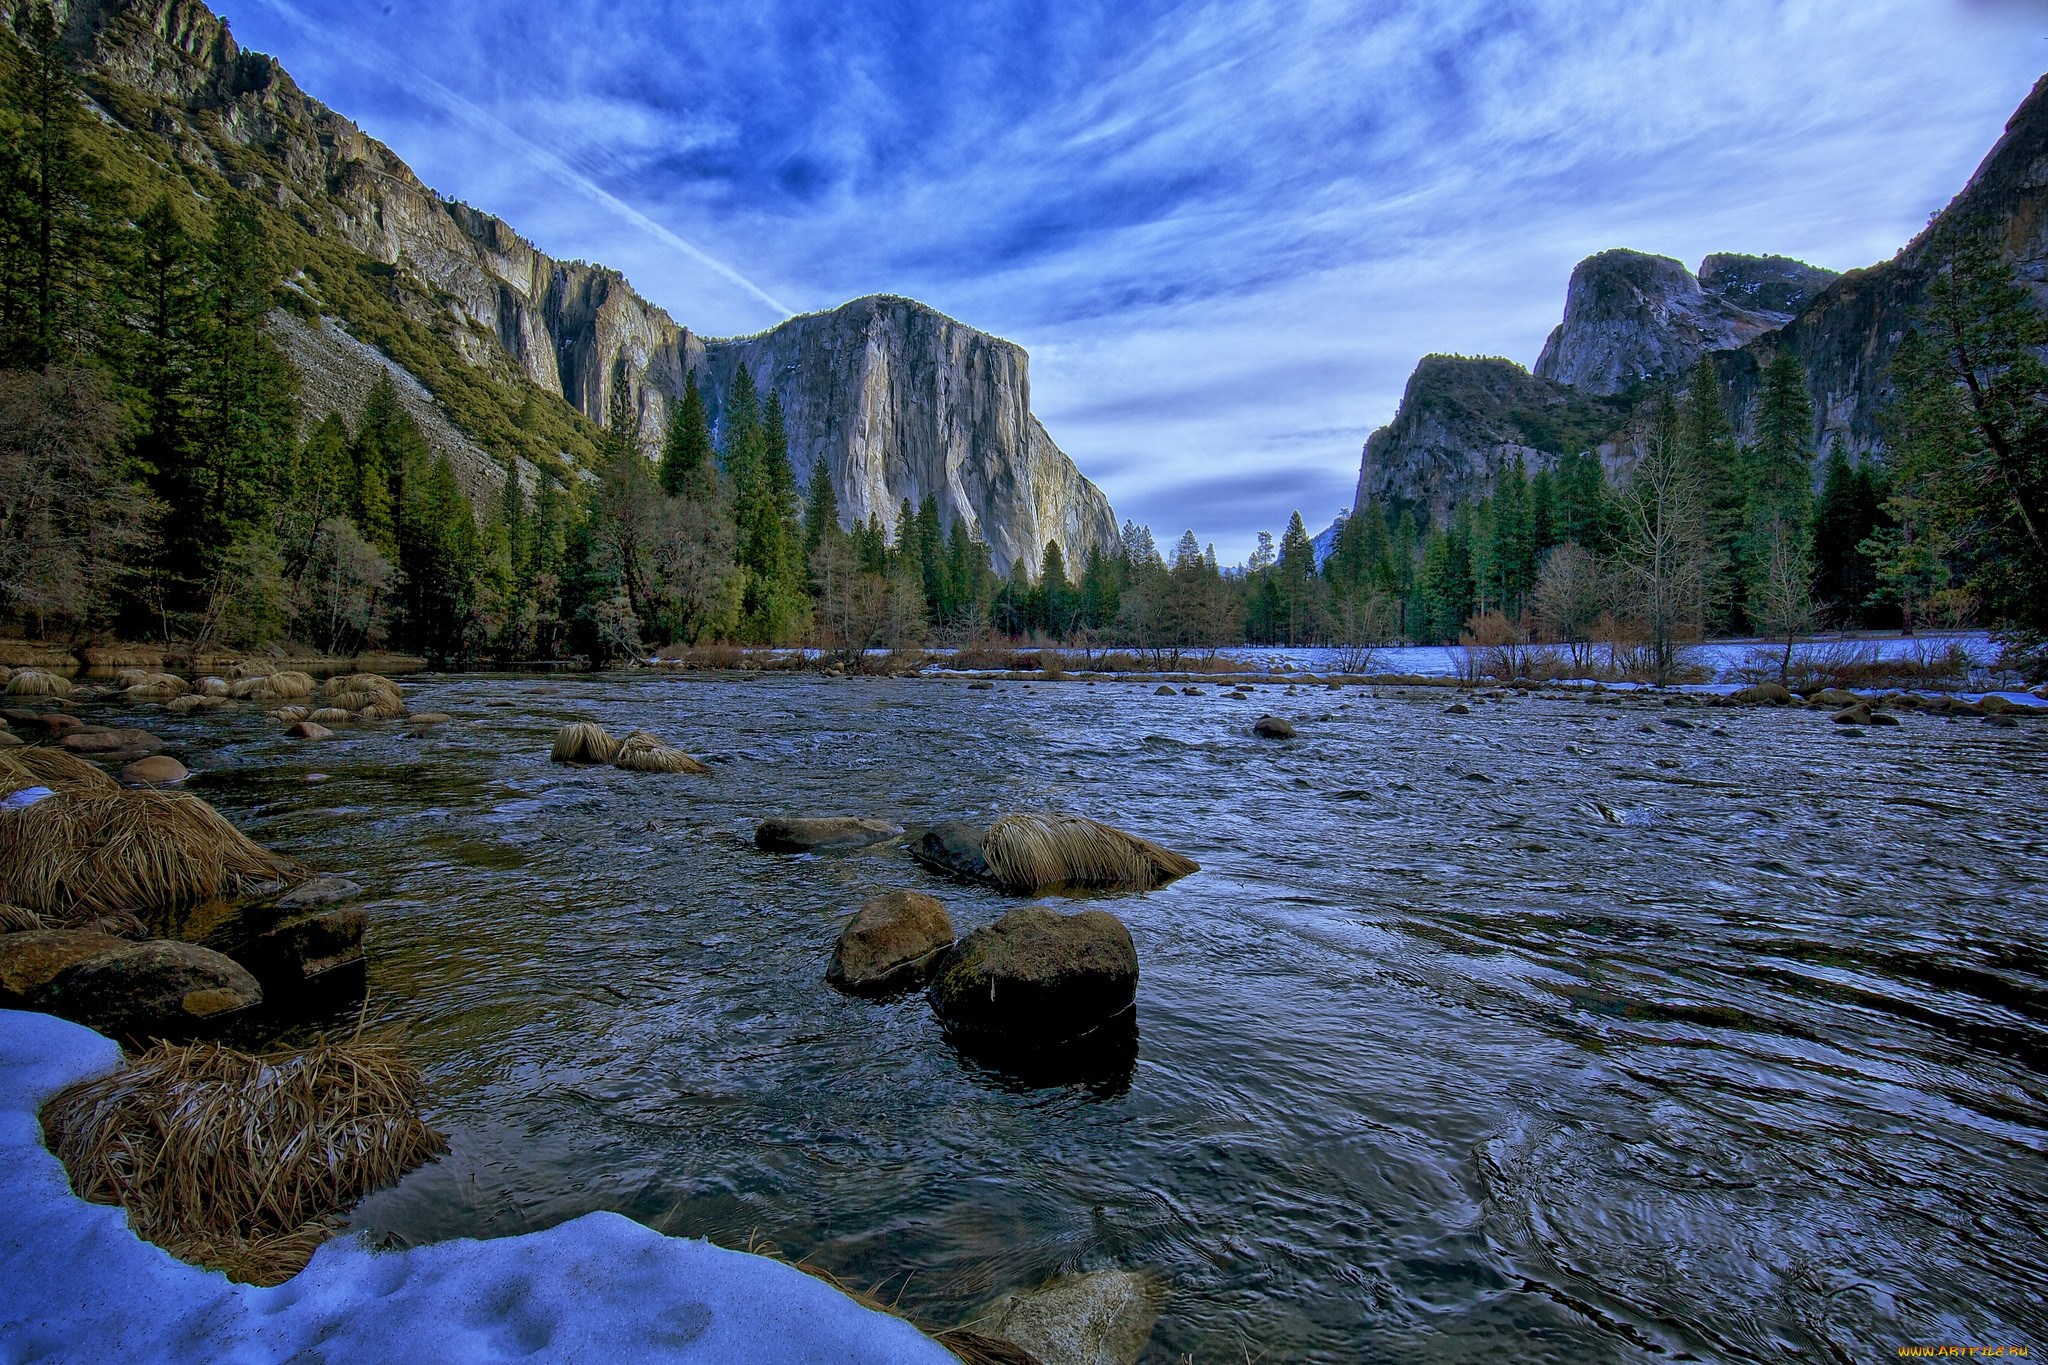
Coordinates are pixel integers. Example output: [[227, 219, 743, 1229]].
[[1616, 392, 1712, 683], [1532, 541, 1610, 666]]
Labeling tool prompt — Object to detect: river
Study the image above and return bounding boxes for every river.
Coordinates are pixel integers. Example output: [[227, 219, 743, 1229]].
[[169, 671, 2046, 1362]]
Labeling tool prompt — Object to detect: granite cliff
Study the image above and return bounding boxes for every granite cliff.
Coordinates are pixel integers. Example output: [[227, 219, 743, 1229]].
[[1350, 72, 2048, 524], [38, 0, 1118, 566]]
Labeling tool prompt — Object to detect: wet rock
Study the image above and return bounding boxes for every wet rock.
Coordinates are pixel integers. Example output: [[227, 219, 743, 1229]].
[[1837, 727, 1867, 737], [62, 727, 164, 754], [119, 754, 189, 785], [0, 929, 128, 1004], [286, 720, 334, 740], [238, 907, 367, 991], [1809, 688, 1862, 708], [1985, 714, 2019, 728], [755, 816, 905, 852], [929, 905, 1138, 1046], [275, 875, 363, 910], [0, 732, 18, 748], [1730, 683, 1793, 705], [967, 681, 995, 691], [35, 939, 262, 1037], [406, 712, 453, 727], [977, 1269, 1168, 1365], [1831, 704, 1872, 726], [308, 707, 353, 724], [195, 676, 230, 697], [827, 890, 954, 994], [1444, 703, 1470, 715], [909, 822, 992, 883], [1252, 715, 1295, 739], [1153, 685, 1175, 696], [1867, 711, 1901, 727], [1180, 687, 1202, 696], [26, 712, 84, 734]]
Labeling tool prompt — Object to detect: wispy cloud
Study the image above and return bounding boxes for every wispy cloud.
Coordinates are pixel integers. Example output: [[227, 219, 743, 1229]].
[[216, 0, 2043, 561]]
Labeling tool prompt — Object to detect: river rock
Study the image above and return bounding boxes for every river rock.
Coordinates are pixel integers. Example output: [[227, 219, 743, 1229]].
[[35, 939, 262, 1036], [0, 731, 17, 747], [1831, 704, 1872, 725], [1444, 703, 1470, 715], [406, 711, 453, 727], [1985, 714, 2019, 728], [26, 711, 83, 734], [238, 907, 366, 990], [1867, 711, 1901, 727], [976, 1269, 1168, 1365], [275, 875, 364, 910], [928, 905, 1138, 1046], [119, 754, 189, 785], [910, 822, 991, 882], [827, 890, 954, 994], [286, 720, 334, 740], [1810, 688, 1862, 708], [1153, 685, 1174, 696], [967, 681, 995, 691], [0, 929, 128, 1004], [1731, 683, 1793, 705], [756, 816, 905, 852], [1252, 715, 1295, 739]]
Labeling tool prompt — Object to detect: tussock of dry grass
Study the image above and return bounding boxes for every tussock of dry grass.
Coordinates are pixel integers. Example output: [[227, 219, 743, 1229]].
[[321, 674, 402, 715], [981, 813, 1199, 895], [0, 746, 121, 796], [123, 673, 188, 702], [40, 1035, 447, 1286], [550, 722, 618, 765], [231, 670, 316, 703], [0, 901, 41, 931], [0, 790, 302, 915], [6, 669, 72, 697], [611, 729, 709, 774]]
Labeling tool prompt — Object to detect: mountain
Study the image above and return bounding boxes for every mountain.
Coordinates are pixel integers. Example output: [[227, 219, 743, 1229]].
[[704, 297, 1117, 576], [1533, 249, 1836, 395], [43, 0, 1116, 572], [1346, 72, 2048, 522]]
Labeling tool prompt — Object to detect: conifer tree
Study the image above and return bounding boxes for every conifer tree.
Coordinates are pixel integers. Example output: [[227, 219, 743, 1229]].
[[660, 370, 715, 498], [395, 453, 481, 662], [802, 456, 840, 558], [120, 194, 201, 496], [1683, 357, 1746, 630], [1488, 460, 1536, 616], [350, 373, 417, 555], [1741, 349, 1818, 630]]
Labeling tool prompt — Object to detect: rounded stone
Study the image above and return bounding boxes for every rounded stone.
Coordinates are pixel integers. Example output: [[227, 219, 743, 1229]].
[[0, 929, 129, 1004], [35, 939, 262, 1036], [928, 905, 1138, 1046], [120, 754, 189, 785], [755, 816, 905, 852], [286, 720, 334, 740], [1252, 715, 1296, 739], [827, 890, 954, 994]]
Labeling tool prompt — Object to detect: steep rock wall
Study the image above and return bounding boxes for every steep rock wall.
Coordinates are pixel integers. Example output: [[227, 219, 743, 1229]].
[[703, 297, 1118, 575]]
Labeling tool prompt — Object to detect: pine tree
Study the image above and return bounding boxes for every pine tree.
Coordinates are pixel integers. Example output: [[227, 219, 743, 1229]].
[[1038, 539, 1074, 638], [1276, 511, 1319, 644], [0, 0, 110, 367], [350, 373, 419, 555], [1489, 460, 1535, 616], [1684, 358, 1746, 631], [119, 194, 201, 496], [1812, 450, 1881, 625], [394, 453, 481, 662], [660, 370, 715, 498], [802, 456, 840, 558]]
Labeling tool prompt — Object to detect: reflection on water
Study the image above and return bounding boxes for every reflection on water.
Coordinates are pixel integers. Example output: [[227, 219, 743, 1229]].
[[163, 673, 2046, 1361]]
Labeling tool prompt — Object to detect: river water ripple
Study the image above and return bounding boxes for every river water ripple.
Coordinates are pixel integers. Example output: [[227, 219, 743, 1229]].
[[169, 674, 2046, 1362]]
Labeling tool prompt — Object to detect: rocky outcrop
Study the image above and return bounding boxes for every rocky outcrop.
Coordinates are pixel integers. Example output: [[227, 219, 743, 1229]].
[[1532, 249, 1833, 395], [1350, 356, 1630, 521], [705, 298, 1120, 575], [39, 0, 1119, 569]]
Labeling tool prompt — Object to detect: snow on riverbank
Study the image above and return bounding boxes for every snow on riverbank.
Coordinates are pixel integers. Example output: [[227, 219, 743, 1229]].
[[0, 1010, 954, 1364]]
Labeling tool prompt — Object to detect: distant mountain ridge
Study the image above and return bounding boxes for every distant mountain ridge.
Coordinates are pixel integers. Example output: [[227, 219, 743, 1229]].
[[1345, 72, 2048, 528], [40, 0, 1117, 573]]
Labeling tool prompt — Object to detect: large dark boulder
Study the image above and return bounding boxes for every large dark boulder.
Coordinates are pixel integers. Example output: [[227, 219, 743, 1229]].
[[237, 907, 367, 993], [756, 816, 904, 853], [910, 822, 992, 883], [827, 890, 954, 994], [929, 905, 1138, 1047], [1252, 715, 1295, 739], [35, 939, 262, 1038], [0, 928, 128, 1004]]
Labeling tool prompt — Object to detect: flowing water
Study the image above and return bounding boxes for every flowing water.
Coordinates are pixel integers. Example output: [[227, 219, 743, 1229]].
[[161, 673, 2046, 1362]]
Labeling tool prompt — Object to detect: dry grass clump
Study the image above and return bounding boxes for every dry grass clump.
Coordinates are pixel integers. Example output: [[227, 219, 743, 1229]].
[[0, 901, 42, 931], [40, 1035, 447, 1286], [307, 707, 353, 724], [0, 746, 121, 796], [550, 722, 619, 765], [610, 729, 710, 773], [7, 669, 73, 697], [0, 790, 302, 915], [981, 813, 1199, 895], [321, 673, 403, 713], [112, 668, 148, 688], [230, 670, 316, 703]]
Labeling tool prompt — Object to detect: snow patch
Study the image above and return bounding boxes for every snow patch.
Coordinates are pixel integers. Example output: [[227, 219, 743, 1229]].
[[0, 1009, 954, 1364]]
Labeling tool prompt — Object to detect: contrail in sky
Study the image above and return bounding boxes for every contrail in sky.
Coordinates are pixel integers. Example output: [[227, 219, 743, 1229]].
[[244, 0, 795, 320]]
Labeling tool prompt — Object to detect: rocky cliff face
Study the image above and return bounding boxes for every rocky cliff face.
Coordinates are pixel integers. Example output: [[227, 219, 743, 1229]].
[[43, 0, 1117, 564], [1350, 357, 1631, 521], [1532, 249, 1835, 395], [703, 298, 1118, 575]]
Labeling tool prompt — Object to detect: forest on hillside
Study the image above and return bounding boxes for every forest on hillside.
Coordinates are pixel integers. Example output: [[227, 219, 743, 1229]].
[[1, 1, 2043, 678]]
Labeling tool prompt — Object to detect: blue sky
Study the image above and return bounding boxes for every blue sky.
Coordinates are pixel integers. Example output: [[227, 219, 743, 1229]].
[[222, 0, 2045, 564]]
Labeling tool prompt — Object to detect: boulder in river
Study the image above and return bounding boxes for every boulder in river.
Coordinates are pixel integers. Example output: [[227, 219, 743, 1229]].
[[119, 755, 188, 786], [285, 721, 333, 740], [61, 727, 163, 755], [1444, 703, 1471, 715], [1730, 683, 1793, 705], [274, 875, 363, 910], [1867, 711, 1901, 727], [928, 905, 1138, 1046], [974, 1269, 1168, 1365], [34, 939, 262, 1037], [910, 821, 994, 883], [1831, 704, 1872, 726], [827, 890, 954, 994], [756, 816, 905, 852], [237, 906, 367, 993], [0, 928, 129, 1004], [1252, 715, 1295, 739], [1153, 685, 1175, 696]]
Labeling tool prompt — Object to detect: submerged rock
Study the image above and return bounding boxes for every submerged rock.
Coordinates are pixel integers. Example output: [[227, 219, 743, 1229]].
[[1153, 685, 1174, 696], [1252, 715, 1295, 739], [910, 822, 993, 883], [274, 876, 363, 910], [976, 1268, 1168, 1365], [967, 681, 995, 691], [827, 890, 954, 994], [1444, 703, 1470, 716], [928, 905, 1138, 1047], [285, 720, 334, 740], [0, 929, 128, 1004], [755, 816, 905, 853], [36, 939, 262, 1037], [1831, 704, 1872, 726], [239, 907, 367, 992], [1868, 711, 1901, 727], [60, 727, 162, 755]]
